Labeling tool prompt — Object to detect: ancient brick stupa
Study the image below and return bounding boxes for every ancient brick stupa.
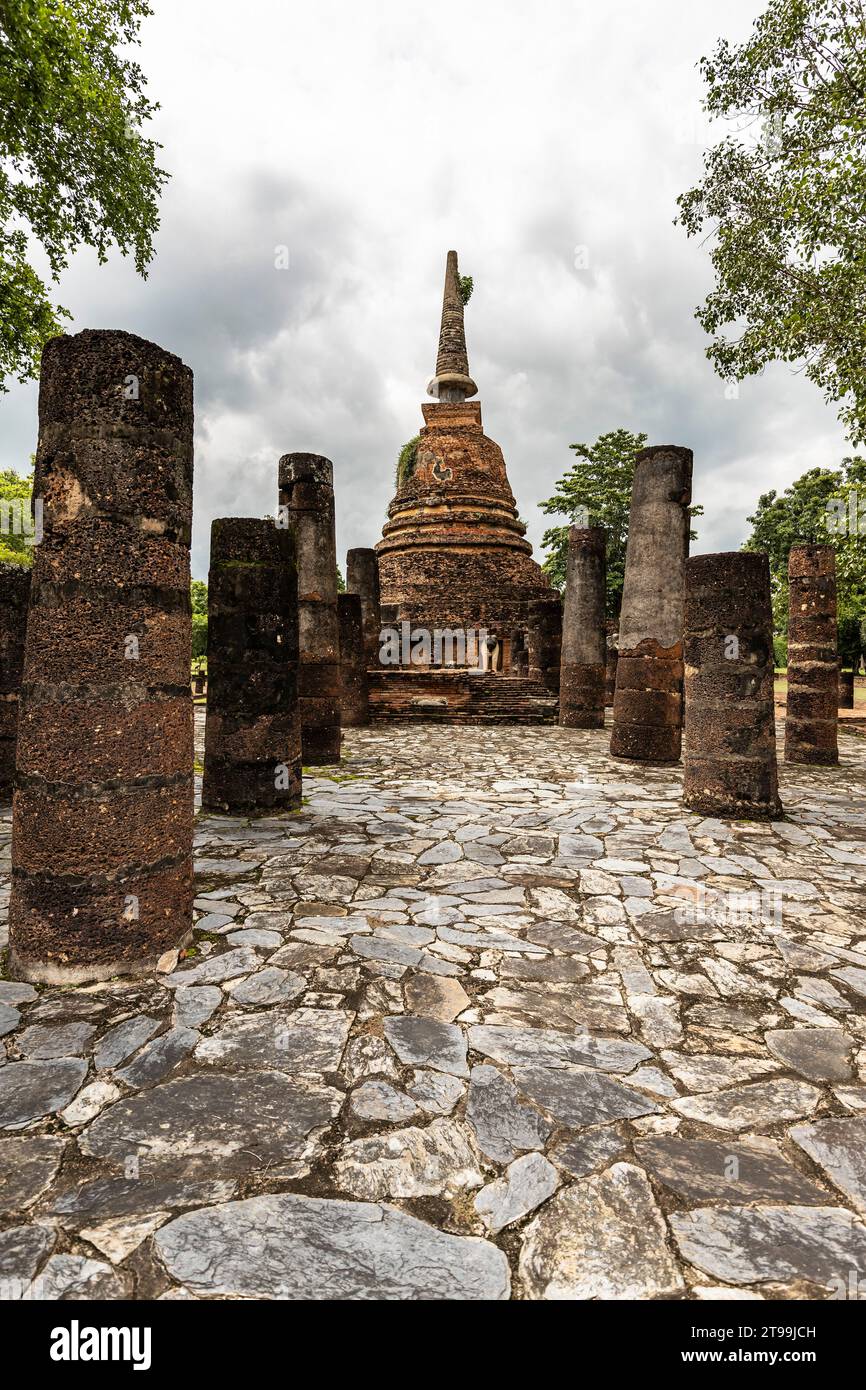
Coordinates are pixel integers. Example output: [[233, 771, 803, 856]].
[[376, 251, 554, 658]]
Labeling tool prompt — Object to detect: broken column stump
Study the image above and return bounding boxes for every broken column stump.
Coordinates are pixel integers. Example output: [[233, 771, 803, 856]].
[[683, 552, 782, 819], [9, 329, 195, 983], [0, 564, 31, 799], [528, 596, 562, 693], [202, 518, 301, 814], [278, 453, 341, 764], [611, 444, 692, 762], [559, 525, 606, 728], [346, 547, 381, 668], [785, 544, 839, 765], [338, 592, 370, 727]]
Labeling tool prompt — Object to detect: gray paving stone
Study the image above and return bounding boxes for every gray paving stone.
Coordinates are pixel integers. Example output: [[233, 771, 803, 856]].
[[334, 1118, 482, 1199], [172, 987, 222, 1031], [672, 1079, 821, 1131], [512, 1065, 658, 1127], [0, 1135, 66, 1213], [791, 1117, 866, 1215], [0, 1059, 87, 1128], [468, 1024, 649, 1073], [407, 1069, 465, 1115], [17, 1022, 96, 1059], [0, 1222, 55, 1295], [475, 1152, 559, 1232], [465, 1064, 552, 1163], [384, 1016, 468, 1076], [93, 1016, 161, 1071], [349, 1082, 418, 1123], [196, 1008, 351, 1073], [154, 1193, 510, 1299], [165, 946, 264, 988], [115, 1027, 199, 1088], [519, 1163, 684, 1299], [28, 1253, 129, 1300], [228, 968, 305, 1007], [81, 1070, 343, 1177], [0, 1003, 20, 1037], [766, 1028, 854, 1082], [670, 1205, 866, 1289], [549, 1126, 628, 1177], [634, 1137, 830, 1205], [52, 1176, 236, 1222], [0, 982, 37, 1007]]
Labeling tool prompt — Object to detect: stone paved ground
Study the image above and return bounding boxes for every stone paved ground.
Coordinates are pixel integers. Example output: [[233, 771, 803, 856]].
[[1, 716, 866, 1300]]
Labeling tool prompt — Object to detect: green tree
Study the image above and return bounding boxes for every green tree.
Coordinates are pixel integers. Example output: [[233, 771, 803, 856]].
[[677, 0, 866, 442], [742, 458, 866, 664], [0, 0, 167, 390], [539, 428, 702, 620], [540, 429, 646, 617], [0, 464, 35, 566], [190, 578, 207, 668]]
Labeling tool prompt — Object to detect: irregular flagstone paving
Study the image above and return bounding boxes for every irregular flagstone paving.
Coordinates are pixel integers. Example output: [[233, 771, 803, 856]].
[[0, 717, 865, 1300]]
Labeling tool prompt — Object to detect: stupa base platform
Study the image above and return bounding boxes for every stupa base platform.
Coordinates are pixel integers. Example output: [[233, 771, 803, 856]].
[[368, 669, 558, 724]]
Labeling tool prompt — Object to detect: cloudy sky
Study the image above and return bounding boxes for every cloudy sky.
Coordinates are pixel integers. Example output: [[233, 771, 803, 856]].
[[1, 0, 849, 579]]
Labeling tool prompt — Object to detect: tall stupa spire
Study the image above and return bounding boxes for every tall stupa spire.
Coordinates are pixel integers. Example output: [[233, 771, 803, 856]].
[[426, 250, 478, 402]]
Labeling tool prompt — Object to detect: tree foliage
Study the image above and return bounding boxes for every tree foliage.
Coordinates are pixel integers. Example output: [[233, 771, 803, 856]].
[[190, 578, 207, 665], [677, 0, 866, 442], [0, 463, 35, 566], [0, 0, 167, 389], [539, 428, 703, 621], [458, 274, 473, 306], [742, 456, 866, 663]]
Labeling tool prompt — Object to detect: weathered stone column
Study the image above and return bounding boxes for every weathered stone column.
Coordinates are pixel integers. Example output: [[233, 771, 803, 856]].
[[0, 565, 31, 798], [683, 552, 782, 819], [528, 596, 562, 693], [338, 593, 370, 727], [10, 329, 194, 983], [202, 519, 301, 814], [346, 547, 381, 668], [278, 453, 341, 764], [839, 668, 854, 709], [604, 624, 618, 707], [611, 445, 692, 762], [510, 630, 528, 676], [559, 526, 606, 727], [785, 544, 839, 765]]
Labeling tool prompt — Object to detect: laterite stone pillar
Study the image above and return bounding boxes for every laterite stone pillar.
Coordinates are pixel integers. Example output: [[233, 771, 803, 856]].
[[559, 526, 606, 728], [604, 624, 618, 708], [202, 518, 301, 814], [346, 547, 381, 668], [0, 565, 31, 798], [683, 552, 782, 819], [611, 445, 692, 762], [338, 593, 369, 727], [278, 453, 341, 764], [511, 630, 528, 677], [528, 596, 562, 694], [785, 544, 839, 764], [10, 329, 194, 983], [839, 669, 854, 709]]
